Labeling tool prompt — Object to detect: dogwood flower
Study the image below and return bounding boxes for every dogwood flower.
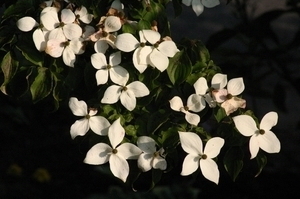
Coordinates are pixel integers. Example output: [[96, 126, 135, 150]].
[[182, 0, 220, 16], [84, 118, 142, 182], [101, 81, 150, 111], [115, 30, 179, 72], [233, 112, 280, 159], [74, 6, 93, 24], [91, 51, 129, 85], [137, 136, 167, 172], [211, 73, 246, 115], [46, 37, 84, 67], [41, 8, 82, 40], [69, 97, 110, 139], [169, 95, 205, 126], [193, 77, 216, 108], [179, 132, 224, 184]]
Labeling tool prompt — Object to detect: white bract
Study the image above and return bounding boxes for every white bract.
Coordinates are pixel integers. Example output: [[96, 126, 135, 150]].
[[84, 118, 142, 182], [69, 97, 110, 139], [137, 136, 167, 172], [75, 6, 93, 24], [115, 30, 179, 72], [41, 8, 82, 40], [233, 112, 281, 159], [91, 51, 129, 85], [182, 0, 220, 16], [193, 77, 216, 108], [169, 95, 205, 126], [179, 132, 224, 184], [101, 81, 150, 111], [211, 73, 246, 115], [46, 37, 84, 67]]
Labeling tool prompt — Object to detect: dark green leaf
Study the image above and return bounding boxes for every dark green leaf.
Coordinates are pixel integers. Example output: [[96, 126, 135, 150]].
[[167, 50, 192, 85], [0, 51, 19, 95], [147, 109, 170, 134], [16, 44, 43, 67], [214, 105, 227, 122], [255, 152, 267, 177], [224, 146, 244, 181], [30, 67, 53, 103]]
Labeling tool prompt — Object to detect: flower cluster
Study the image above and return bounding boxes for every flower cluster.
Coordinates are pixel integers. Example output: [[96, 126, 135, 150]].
[[11, 0, 281, 187]]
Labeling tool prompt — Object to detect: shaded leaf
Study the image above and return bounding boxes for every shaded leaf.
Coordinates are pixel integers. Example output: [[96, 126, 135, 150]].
[[255, 151, 267, 177], [224, 146, 244, 181], [30, 67, 53, 103]]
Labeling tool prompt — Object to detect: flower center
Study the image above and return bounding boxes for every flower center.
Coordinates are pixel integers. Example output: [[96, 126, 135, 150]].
[[102, 31, 108, 37], [153, 43, 159, 48], [107, 64, 112, 69], [122, 86, 127, 91], [226, 93, 233, 100], [140, 42, 146, 47], [59, 22, 65, 27], [153, 151, 159, 157], [259, 129, 265, 135], [62, 41, 70, 47], [183, 106, 189, 111], [76, 14, 80, 19], [112, 149, 118, 154], [201, 154, 207, 160], [85, 114, 90, 119]]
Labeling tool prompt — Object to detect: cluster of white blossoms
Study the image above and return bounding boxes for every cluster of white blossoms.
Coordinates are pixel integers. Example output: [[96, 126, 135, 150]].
[[169, 73, 246, 126], [15, 0, 281, 185]]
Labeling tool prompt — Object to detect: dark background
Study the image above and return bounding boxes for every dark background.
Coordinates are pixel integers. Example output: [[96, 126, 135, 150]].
[[1, 0, 300, 198]]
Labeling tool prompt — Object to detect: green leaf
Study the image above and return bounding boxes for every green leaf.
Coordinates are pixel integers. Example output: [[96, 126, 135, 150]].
[[147, 109, 170, 134], [16, 44, 43, 67], [255, 152, 267, 177], [138, 19, 151, 30], [223, 146, 244, 181], [150, 169, 163, 189], [213, 105, 227, 122], [0, 51, 19, 95], [171, 0, 182, 17], [122, 22, 137, 34], [30, 67, 53, 103], [167, 50, 192, 85], [3, 0, 38, 19]]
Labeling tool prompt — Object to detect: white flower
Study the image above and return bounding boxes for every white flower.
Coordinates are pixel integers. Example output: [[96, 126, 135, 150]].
[[115, 30, 179, 72], [45, 37, 84, 67], [91, 51, 129, 85], [16, 16, 49, 51], [169, 95, 205, 126], [182, 0, 220, 16], [111, 0, 124, 12], [137, 136, 167, 172], [41, 8, 82, 40], [179, 132, 224, 184], [74, 6, 93, 24], [193, 77, 216, 108], [101, 81, 150, 111], [84, 118, 142, 182], [69, 97, 110, 139], [233, 112, 280, 159], [211, 73, 246, 115]]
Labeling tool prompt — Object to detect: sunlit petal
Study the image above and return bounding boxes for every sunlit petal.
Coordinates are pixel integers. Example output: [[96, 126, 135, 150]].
[[63, 24, 82, 40], [70, 119, 89, 139], [17, 17, 38, 32], [192, 0, 204, 16], [101, 85, 122, 104], [201, 0, 220, 8], [203, 137, 224, 158], [227, 77, 245, 96], [211, 73, 227, 89], [233, 115, 257, 136], [61, 8, 75, 24], [45, 39, 64, 58], [194, 77, 208, 95], [260, 112, 278, 131], [115, 33, 139, 52], [181, 154, 200, 176], [187, 94, 205, 112], [120, 89, 136, 111], [108, 118, 125, 148], [178, 131, 203, 155], [94, 40, 109, 53], [200, 158, 219, 184], [48, 28, 66, 40], [169, 96, 183, 111], [157, 41, 179, 57], [126, 81, 149, 97], [221, 97, 246, 116], [84, 143, 112, 164], [249, 135, 260, 159], [117, 143, 142, 159], [149, 48, 169, 72], [69, 97, 87, 116], [142, 29, 160, 44], [109, 154, 129, 182], [153, 156, 167, 170], [185, 112, 200, 126], [138, 153, 153, 172], [109, 51, 121, 66], [110, 66, 129, 86], [133, 48, 148, 73], [91, 53, 107, 69], [89, 116, 111, 136], [63, 46, 76, 67], [33, 29, 46, 51], [40, 10, 60, 31], [104, 16, 121, 33], [95, 69, 109, 85], [257, 131, 281, 154]]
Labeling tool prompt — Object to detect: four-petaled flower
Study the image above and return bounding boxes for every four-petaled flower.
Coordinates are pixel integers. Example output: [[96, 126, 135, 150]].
[[84, 118, 142, 182], [137, 136, 167, 172], [169, 95, 205, 126], [101, 80, 150, 111], [179, 131, 224, 184], [182, 0, 220, 16], [91, 51, 129, 85], [69, 97, 111, 139], [233, 112, 281, 159]]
